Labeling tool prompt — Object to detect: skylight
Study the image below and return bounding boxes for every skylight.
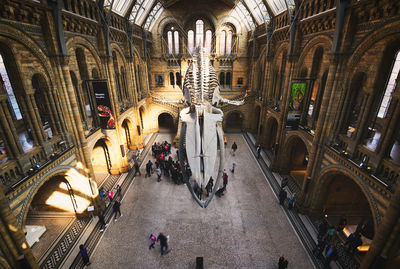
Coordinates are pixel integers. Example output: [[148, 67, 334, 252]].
[[233, 1, 256, 30], [244, 0, 270, 24]]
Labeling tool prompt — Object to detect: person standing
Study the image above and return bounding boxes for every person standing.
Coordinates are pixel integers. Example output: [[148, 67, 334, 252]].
[[149, 234, 157, 250], [278, 256, 288, 269], [231, 142, 238, 156], [156, 167, 162, 182], [116, 184, 122, 200], [113, 200, 122, 221], [79, 244, 91, 266], [281, 177, 289, 189], [256, 144, 261, 159], [324, 244, 338, 269], [279, 188, 287, 205], [230, 163, 236, 173], [206, 177, 214, 196], [287, 193, 296, 209], [157, 232, 169, 255], [223, 172, 228, 189]]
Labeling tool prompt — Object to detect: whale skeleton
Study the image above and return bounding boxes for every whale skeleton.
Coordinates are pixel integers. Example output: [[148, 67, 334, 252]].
[[160, 47, 245, 207]]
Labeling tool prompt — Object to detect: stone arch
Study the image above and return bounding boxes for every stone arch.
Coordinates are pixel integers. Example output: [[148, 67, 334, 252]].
[[19, 166, 74, 227], [224, 110, 245, 131], [215, 15, 244, 35], [182, 12, 217, 31], [110, 43, 128, 66], [0, 24, 57, 89], [282, 133, 311, 186], [296, 35, 333, 68], [66, 36, 103, 78], [347, 21, 400, 74], [157, 111, 176, 131], [311, 166, 380, 233], [121, 117, 134, 148], [91, 137, 114, 173]]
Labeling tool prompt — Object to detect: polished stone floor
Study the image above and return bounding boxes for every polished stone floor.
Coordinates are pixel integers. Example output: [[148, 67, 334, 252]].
[[90, 133, 313, 268]]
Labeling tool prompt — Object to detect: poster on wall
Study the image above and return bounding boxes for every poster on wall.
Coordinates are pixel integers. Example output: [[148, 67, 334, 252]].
[[92, 80, 115, 129], [289, 82, 307, 112]]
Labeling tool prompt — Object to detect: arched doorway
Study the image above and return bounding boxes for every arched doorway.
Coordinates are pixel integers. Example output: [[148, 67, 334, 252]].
[[122, 119, 132, 148], [265, 117, 278, 150], [26, 175, 91, 260], [158, 113, 175, 132], [92, 139, 112, 185], [286, 137, 308, 186], [225, 111, 243, 132], [314, 172, 375, 249]]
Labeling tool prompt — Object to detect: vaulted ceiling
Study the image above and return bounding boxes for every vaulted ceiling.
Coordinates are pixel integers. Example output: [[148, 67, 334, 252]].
[[100, 0, 295, 31]]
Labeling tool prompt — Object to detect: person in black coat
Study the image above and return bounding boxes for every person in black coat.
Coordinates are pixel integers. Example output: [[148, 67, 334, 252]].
[[157, 232, 169, 255], [278, 188, 287, 205]]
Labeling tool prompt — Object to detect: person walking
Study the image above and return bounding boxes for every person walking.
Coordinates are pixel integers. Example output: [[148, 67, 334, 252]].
[[145, 160, 153, 178], [256, 144, 261, 159], [113, 200, 122, 221], [157, 232, 169, 255], [230, 163, 236, 173], [223, 172, 228, 189], [149, 234, 157, 250], [231, 142, 238, 156], [79, 244, 91, 266], [156, 167, 162, 182], [278, 256, 288, 269], [133, 161, 141, 176], [98, 211, 108, 232]]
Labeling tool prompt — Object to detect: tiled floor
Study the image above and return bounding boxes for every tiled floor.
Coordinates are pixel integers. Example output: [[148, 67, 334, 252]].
[[90, 133, 313, 268]]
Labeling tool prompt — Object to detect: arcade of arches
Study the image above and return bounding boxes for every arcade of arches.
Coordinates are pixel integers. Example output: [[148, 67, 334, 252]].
[[0, 0, 400, 268]]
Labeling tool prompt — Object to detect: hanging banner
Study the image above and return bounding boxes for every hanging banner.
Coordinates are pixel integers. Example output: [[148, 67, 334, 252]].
[[289, 82, 307, 112], [92, 80, 115, 129]]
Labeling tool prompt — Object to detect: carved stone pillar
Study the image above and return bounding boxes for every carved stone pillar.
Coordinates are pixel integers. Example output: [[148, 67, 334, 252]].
[[0, 96, 23, 157], [0, 185, 39, 268], [42, 91, 58, 136]]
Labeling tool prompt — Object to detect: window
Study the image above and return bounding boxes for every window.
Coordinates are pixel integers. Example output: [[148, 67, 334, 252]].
[[176, 72, 181, 86], [188, 30, 194, 54], [378, 51, 400, 118], [195, 20, 204, 48], [167, 31, 173, 55], [174, 31, 179, 55], [169, 72, 175, 86], [226, 72, 232, 88], [0, 54, 22, 120], [220, 31, 226, 55], [219, 72, 225, 87], [226, 31, 233, 55], [205, 30, 212, 54]]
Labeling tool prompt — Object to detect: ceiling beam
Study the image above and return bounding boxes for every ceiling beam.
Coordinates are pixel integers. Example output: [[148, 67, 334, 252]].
[[124, 0, 137, 18], [240, 0, 259, 27]]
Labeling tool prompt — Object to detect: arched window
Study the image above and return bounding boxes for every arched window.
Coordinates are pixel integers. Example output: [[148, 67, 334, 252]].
[[188, 30, 194, 54], [219, 72, 225, 87], [226, 72, 232, 88], [220, 31, 226, 55], [226, 31, 233, 55], [205, 30, 212, 54], [0, 53, 21, 120], [174, 31, 179, 55], [169, 72, 175, 86], [378, 51, 400, 118], [195, 20, 204, 48], [167, 31, 173, 55]]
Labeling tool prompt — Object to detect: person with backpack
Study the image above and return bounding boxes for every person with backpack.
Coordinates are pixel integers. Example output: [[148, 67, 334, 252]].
[[231, 142, 238, 156]]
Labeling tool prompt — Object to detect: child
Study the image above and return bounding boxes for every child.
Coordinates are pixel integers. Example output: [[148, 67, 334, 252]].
[[231, 163, 236, 173], [149, 234, 156, 250]]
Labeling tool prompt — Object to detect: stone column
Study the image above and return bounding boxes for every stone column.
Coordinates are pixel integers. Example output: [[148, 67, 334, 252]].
[[61, 63, 94, 178], [0, 96, 23, 157], [42, 91, 58, 136], [0, 185, 39, 268], [360, 182, 400, 268], [30, 94, 46, 140]]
